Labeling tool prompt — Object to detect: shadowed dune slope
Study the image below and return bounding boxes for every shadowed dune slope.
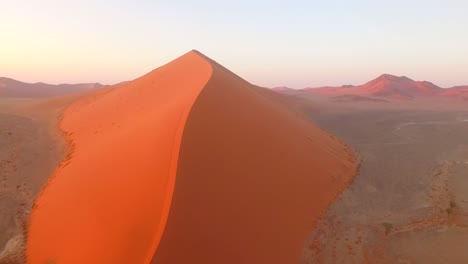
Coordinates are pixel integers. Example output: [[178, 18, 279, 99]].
[[26, 51, 212, 264], [151, 53, 357, 264], [27, 50, 357, 264]]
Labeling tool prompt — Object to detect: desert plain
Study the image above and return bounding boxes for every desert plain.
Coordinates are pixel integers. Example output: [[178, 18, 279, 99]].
[[276, 84, 468, 263]]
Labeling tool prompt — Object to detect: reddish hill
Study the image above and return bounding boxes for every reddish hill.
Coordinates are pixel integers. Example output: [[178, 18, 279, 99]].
[[302, 74, 442, 99], [0, 77, 102, 98], [441, 86, 468, 97], [271, 86, 293, 91], [303, 85, 355, 96], [271, 86, 298, 95], [272, 74, 468, 101], [354, 74, 441, 98], [27, 51, 358, 264]]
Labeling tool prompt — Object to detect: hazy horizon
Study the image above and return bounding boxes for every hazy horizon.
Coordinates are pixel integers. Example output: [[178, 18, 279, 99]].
[[1, 0, 468, 88], [3, 70, 467, 90]]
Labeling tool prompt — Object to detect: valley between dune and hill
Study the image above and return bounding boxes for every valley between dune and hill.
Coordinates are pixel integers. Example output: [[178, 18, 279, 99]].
[[0, 51, 359, 264]]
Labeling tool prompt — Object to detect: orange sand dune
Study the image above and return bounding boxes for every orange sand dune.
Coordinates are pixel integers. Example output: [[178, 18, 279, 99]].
[[27, 51, 357, 264], [27, 51, 212, 263], [151, 54, 358, 263]]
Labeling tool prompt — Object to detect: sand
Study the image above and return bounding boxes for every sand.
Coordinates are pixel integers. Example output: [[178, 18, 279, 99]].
[[26, 51, 212, 264], [26, 51, 358, 264], [279, 95, 468, 263], [151, 53, 357, 264]]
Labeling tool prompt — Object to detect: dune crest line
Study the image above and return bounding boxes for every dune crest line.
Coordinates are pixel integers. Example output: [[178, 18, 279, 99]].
[[26, 51, 213, 264], [151, 52, 358, 263]]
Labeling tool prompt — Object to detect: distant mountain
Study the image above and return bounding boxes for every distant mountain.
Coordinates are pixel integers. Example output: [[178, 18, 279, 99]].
[[271, 86, 293, 91], [302, 85, 356, 96], [354, 74, 441, 98], [0, 77, 103, 98], [305, 74, 442, 99], [441, 86, 468, 97], [271, 86, 297, 95], [273, 74, 467, 100]]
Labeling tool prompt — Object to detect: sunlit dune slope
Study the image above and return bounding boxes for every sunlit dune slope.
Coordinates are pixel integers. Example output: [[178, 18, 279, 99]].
[[27, 50, 357, 264], [27, 51, 212, 264]]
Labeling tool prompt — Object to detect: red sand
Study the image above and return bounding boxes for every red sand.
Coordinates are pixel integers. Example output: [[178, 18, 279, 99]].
[[27, 51, 357, 263], [151, 54, 358, 263], [26, 51, 212, 263]]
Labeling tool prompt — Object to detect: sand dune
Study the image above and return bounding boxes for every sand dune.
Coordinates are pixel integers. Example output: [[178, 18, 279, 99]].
[[0, 77, 102, 98], [26, 51, 357, 264]]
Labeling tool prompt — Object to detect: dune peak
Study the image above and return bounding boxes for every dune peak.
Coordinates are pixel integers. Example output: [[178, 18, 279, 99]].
[[179, 49, 212, 63], [27, 50, 358, 264]]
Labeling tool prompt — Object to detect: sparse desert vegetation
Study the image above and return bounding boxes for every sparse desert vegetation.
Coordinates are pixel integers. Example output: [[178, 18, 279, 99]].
[[382, 222, 393, 236]]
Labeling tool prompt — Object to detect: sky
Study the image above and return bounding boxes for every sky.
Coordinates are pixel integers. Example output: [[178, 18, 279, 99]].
[[1, 0, 468, 88]]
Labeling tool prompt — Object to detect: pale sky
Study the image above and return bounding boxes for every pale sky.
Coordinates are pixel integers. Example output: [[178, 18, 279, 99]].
[[1, 0, 468, 88]]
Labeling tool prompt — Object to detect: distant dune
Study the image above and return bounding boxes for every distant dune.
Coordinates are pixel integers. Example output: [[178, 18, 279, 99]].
[[26, 51, 358, 264], [0, 77, 102, 98], [274, 74, 468, 100]]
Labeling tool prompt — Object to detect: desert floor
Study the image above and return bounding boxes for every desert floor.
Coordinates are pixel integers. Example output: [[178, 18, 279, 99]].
[[0, 96, 80, 262], [302, 100, 468, 264]]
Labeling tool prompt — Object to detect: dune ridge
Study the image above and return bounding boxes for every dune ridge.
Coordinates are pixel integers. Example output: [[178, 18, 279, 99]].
[[152, 52, 358, 264], [27, 51, 213, 263], [27, 50, 358, 264]]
